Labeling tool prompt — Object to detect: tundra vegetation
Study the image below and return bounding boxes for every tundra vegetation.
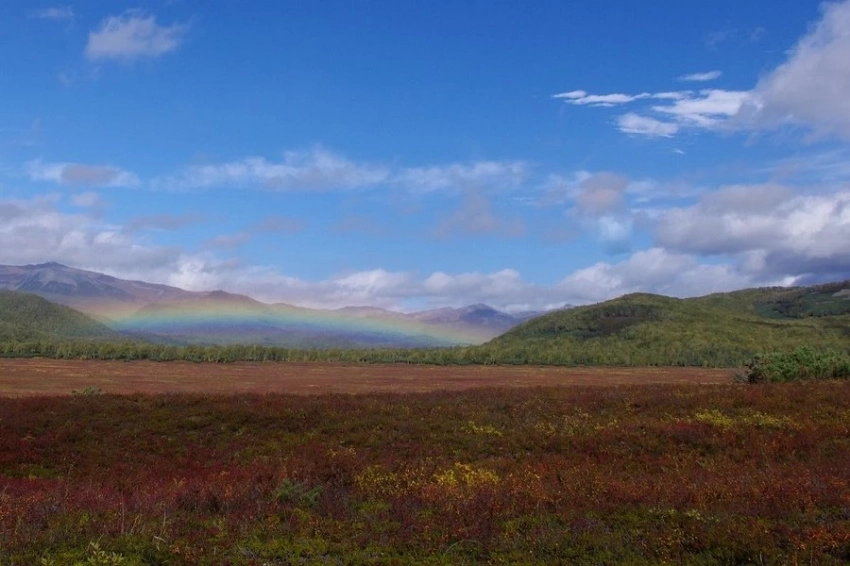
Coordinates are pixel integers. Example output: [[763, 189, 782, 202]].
[[1, 382, 850, 564]]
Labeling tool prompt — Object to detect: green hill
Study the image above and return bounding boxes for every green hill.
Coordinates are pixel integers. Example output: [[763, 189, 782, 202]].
[[0, 291, 127, 343], [478, 282, 850, 366]]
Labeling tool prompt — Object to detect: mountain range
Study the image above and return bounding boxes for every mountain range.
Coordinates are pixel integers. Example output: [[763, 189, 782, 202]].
[[0, 263, 539, 347]]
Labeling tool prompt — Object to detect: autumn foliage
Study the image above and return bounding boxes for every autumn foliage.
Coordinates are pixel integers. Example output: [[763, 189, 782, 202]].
[[1, 380, 849, 564]]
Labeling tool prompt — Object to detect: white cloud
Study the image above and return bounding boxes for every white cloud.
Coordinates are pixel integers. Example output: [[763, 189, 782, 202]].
[[394, 160, 527, 193], [617, 113, 679, 137], [655, 185, 850, 280], [678, 70, 722, 82], [26, 160, 139, 187], [573, 172, 629, 215], [2, 192, 840, 312], [739, 0, 850, 140], [161, 149, 527, 195], [30, 7, 74, 20], [161, 147, 390, 191], [85, 10, 186, 62], [556, 248, 763, 304], [654, 89, 751, 128], [552, 91, 650, 107], [569, 88, 749, 137], [562, 1, 850, 141], [0, 195, 182, 274]]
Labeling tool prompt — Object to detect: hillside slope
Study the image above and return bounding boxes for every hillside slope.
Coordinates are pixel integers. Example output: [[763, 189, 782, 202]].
[[0, 291, 128, 343], [482, 282, 850, 366]]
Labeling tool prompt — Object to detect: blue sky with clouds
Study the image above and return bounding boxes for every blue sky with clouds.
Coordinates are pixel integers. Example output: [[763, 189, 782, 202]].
[[2, 1, 850, 311]]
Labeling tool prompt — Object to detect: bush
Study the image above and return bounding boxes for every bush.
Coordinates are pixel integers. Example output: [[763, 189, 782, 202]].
[[745, 346, 850, 383]]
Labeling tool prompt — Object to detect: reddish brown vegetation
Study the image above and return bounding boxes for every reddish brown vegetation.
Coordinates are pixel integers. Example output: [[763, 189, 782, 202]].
[[0, 363, 848, 564], [0, 359, 729, 397]]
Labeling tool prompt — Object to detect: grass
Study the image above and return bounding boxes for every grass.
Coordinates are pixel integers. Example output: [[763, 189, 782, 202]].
[[1, 379, 849, 564]]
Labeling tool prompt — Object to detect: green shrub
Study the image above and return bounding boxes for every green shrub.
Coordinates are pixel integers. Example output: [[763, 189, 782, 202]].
[[745, 346, 850, 383]]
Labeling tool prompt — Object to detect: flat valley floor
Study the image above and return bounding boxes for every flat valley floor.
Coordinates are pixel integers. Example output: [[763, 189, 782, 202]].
[[0, 359, 731, 396]]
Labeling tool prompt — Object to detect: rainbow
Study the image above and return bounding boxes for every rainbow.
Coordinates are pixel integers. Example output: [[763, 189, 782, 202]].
[[91, 297, 491, 347]]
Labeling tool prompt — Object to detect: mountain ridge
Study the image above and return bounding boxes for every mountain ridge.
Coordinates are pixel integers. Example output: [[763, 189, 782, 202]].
[[0, 263, 532, 347]]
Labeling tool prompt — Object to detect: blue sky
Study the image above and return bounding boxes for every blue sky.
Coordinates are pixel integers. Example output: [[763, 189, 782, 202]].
[[2, 1, 850, 311]]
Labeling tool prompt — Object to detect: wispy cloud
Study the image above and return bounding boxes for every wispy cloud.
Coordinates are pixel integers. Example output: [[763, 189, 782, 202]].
[[255, 215, 305, 234], [431, 192, 525, 239], [26, 160, 139, 188], [126, 213, 203, 233], [159, 148, 528, 195], [555, 87, 749, 137], [678, 70, 722, 82], [557, 0, 850, 142], [85, 10, 187, 62], [30, 6, 74, 21], [551, 90, 651, 107], [394, 160, 527, 193], [617, 112, 679, 137], [159, 148, 390, 192]]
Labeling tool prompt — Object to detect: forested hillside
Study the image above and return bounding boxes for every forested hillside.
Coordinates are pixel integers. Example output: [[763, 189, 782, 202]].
[[0, 291, 127, 344], [480, 283, 850, 366]]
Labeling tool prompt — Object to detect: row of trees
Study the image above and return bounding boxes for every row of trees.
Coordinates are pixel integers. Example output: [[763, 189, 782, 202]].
[[3, 335, 847, 368]]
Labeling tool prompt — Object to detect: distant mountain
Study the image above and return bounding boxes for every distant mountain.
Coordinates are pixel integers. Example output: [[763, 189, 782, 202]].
[[0, 262, 192, 321], [0, 263, 531, 347], [0, 290, 127, 343], [483, 282, 850, 366]]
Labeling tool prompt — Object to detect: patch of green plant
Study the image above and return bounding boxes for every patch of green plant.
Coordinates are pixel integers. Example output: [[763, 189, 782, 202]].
[[744, 346, 850, 383]]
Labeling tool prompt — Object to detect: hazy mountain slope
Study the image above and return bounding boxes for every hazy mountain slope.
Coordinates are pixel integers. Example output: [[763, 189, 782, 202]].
[[0, 263, 530, 346], [0, 262, 192, 321], [0, 291, 128, 343]]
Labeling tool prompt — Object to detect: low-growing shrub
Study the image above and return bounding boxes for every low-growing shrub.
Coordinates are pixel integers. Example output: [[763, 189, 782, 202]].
[[745, 346, 850, 383]]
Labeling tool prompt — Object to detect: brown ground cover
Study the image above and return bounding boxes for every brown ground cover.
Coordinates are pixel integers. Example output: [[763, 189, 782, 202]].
[[0, 358, 731, 396]]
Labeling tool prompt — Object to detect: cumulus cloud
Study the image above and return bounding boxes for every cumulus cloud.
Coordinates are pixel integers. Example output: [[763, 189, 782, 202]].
[[85, 10, 187, 62], [0, 195, 182, 274], [739, 0, 850, 140], [563, 172, 635, 252], [0, 192, 828, 311], [678, 70, 722, 82], [655, 185, 850, 281], [574, 172, 629, 216], [26, 160, 139, 188], [556, 248, 767, 304]]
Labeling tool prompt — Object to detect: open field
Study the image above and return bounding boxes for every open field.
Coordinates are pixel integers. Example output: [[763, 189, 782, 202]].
[[2, 381, 849, 564], [0, 359, 731, 396]]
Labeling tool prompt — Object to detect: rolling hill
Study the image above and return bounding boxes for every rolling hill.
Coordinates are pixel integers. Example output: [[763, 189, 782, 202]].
[[478, 282, 850, 366], [0, 291, 128, 344]]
